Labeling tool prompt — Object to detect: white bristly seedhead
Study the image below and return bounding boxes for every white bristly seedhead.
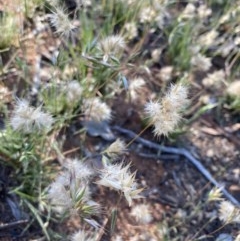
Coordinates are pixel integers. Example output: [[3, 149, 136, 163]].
[[64, 80, 83, 104], [144, 83, 189, 136], [97, 35, 125, 62], [97, 163, 142, 206], [49, 6, 77, 38], [82, 97, 112, 122], [10, 99, 53, 133], [104, 139, 126, 160], [219, 200, 240, 224]]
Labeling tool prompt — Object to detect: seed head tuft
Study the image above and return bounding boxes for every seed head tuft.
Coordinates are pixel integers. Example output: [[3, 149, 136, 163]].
[[10, 99, 53, 133], [82, 97, 111, 122], [207, 187, 223, 202], [97, 35, 125, 62], [104, 139, 126, 160], [128, 78, 145, 100], [97, 163, 142, 206], [191, 53, 212, 71], [49, 6, 77, 38], [202, 70, 225, 89], [64, 80, 83, 104], [218, 200, 240, 224], [144, 83, 189, 136], [48, 158, 100, 219]]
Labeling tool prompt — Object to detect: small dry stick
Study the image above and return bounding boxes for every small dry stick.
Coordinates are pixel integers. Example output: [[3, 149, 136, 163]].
[[112, 125, 240, 207], [0, 219, 28, 230]]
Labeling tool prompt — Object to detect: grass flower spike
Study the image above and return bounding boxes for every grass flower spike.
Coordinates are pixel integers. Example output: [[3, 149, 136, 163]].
[[104, 139, 126, 160], [145, 83, 189, 136], [128, 78, 145, 100], [202, 70, 225, 89], [219, 200, 240, 224], [123, 22, 138, 40], [49, 6, 77, 38], [97, 163, 142, 206], [64, 80, 83, 104], [139, 7, 157, 23], [97, 35, 125, 62], [227, 80, 240, 98], [48, 181, 73, 213], [190, 53, 212, 71], [207, 187, 223, 202], [10, 99, 53, 133], [48, 158, 100, 219], [64, 158, 94, 181], [83, 97, 111, 122]]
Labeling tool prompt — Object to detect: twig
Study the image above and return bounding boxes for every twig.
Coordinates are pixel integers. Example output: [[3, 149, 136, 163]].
[[0, 219, 28, 230], [43, 146, 80, 163], [112, 125, 240, 207], [95, 217, 110, 241]]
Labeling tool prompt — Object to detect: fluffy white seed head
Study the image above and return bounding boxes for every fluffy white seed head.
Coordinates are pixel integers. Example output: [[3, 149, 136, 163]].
[[97, 35, 125, 62], [48, 181, 73, 213], [219, 200, 240, 224], [144, 83, 188, 136], [227, 80, 240, 98], [48, 159, 99, 218], [128, 78, 145, 100], [49, 6, 77, 38], [131, 204, 153, 224], [198, 30, 219, 48], [0, 84, 10, 102], [159, 66, 173, 82], [139, 7, 157, 23], [164, 83, 189, 109], [82, 97, 112, 122], [197, 4, 212, 19], [10, 99, 53, 133], [207, 187, 223, 202], [123, 22, 138, 40], [179, 3, 196, 20], [104, 139, 126, 160], [202, 70, 225, 89], [64, 158, 94, 182], [191, 53, 212, 71], [64, 80, 83, 104], [144, 100, 162, 123], [97, 163, 142, 206], [54, 173, 92, 204], [152, 111, 181, 136]]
